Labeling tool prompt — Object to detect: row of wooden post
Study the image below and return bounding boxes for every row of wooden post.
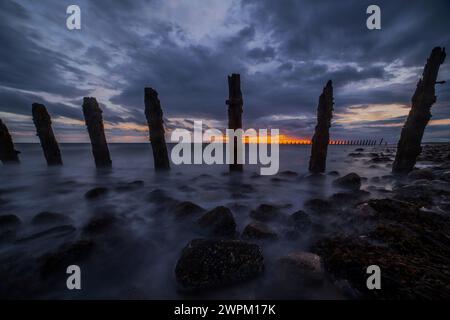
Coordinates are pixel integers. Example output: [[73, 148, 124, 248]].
[[0, 47, 446, 175]]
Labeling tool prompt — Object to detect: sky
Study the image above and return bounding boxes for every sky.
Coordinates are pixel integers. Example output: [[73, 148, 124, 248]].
[[0, 0, 449, 143]]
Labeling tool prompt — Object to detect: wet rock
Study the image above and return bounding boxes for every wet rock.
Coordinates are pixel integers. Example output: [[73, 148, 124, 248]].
[[348, 152, 364, 158], [329, 190, 370, 206], [0, 214, 21, 230], [146, 189, 174, 204], [242, 222, 278, 240], [393, 184, 435, 207], [171, 201, 205, 218], [175, 239, 264, 291], [84, 187, 108, 200], [369, 156, 392, 163], [304, 198, 333, 213], [16, 225, 75, 243], [288, 210, 312, 230], [277, 252, 324, 283], [327, 171, 339, 176], [40, 240, 95, 277], [250, 204, 283, 222], [31, 212, 72, 226], [82, 213, 118, 235], [197, 206, 236, 237], [332, 173, 361, 191], [408, 169, 434, 181], [355, 148, 364, 152]]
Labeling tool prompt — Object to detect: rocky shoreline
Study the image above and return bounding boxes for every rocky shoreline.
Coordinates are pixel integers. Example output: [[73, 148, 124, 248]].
[[1, 144, 449, 299]]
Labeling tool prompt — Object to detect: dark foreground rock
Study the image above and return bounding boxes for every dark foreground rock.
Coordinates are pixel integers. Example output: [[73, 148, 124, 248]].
[[197, 206, 236, 237], [314, 198, 450, 299], [175, 239, 264, 291], [242, 222, 278, 240], [332, 173, 361, 191], [40, 239, 95, 277], [277, 252, 324, 283]]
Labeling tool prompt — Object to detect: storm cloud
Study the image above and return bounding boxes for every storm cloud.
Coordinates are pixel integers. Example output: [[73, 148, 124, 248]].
[[0, 0, 449, 142]]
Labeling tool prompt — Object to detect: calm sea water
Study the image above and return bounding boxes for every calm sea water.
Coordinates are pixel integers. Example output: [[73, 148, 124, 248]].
[[0, 143, 395, 299]]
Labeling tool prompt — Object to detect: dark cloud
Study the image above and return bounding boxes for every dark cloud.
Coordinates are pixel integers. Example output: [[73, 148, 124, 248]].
[[0, 0, 449, 142]]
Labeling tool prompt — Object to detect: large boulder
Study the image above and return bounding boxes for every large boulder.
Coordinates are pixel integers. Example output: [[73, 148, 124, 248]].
[[175, 239, 264, 291], [197, 206, 236, 237], [277, 251, 324, 283], [332, 173, 362, 191]]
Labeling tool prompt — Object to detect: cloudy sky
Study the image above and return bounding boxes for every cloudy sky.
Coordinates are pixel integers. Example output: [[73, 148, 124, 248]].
[[0, 0, 449, 143]]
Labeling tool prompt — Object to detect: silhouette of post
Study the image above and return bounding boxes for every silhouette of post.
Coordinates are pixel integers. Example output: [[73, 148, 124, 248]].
[[82, 97, 112, 168], [0, 119, 20, 164], [144, 88, 170, 171], [227, 74, 244, 172], [393, 47, 446, 174], [379, 138, 384, 145], [309, 80, 333, 174], [32, 103, 62, 166]]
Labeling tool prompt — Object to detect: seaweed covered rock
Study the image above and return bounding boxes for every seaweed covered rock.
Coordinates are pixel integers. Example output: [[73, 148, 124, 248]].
[[175, 239, 264, 291], [314, 198, 450, 299]]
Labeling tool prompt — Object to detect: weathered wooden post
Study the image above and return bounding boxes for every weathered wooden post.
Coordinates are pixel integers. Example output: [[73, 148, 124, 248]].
[[144, 87, 170, 171], [309, 80, 333, 174], [32, 103, 62, 166], [227, 74, 244, 172], [393, 47, 446, 174], [82, 97, 112, 168], [0, 119, 20, 164]]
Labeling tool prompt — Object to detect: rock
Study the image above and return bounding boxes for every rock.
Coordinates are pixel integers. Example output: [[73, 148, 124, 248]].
[[329, 190, 370, 206], [327, 171, 339, 176], [197, 206, 236, 236], [16, 225, 75, 243], [304, 198, 333, 212], [288, 210, 312, 230], [0, 214, 21, 230], [175, 239, 264, 291], [408, 169, 434, 181], [84, 187, 108, 200], [242, 222, 278, 240], [250, 204, 283, 222], [393, 184, 435, 207], [40, 240, 95, 277], [171, 201, 205, 218], [277, 252, 324, 283], [146, 189, 174, 203], [31, 212, 72, 226], [333, 173, 361, 191], [82, 213, 118, 235], [369, 156, 392, 163], [348, 152, 364, 157], [355, 148, 364, 152]]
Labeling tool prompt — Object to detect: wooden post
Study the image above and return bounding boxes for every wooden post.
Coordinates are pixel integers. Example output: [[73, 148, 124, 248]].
[[309, 80, 333, 174], [32, 103, 62, 166], [82, 97, 112, 168], [227, 74, 244, 172], [0, 119, 20, 164], [144, 88, 170, 171], [379, 138, 384, 145], [393, 47, 446, 174]]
